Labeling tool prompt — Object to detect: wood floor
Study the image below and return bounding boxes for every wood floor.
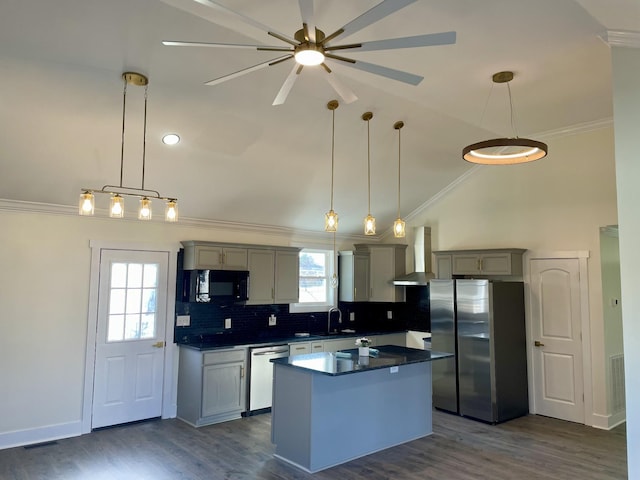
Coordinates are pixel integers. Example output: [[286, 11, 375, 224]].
[[0, 410, 626, 480]]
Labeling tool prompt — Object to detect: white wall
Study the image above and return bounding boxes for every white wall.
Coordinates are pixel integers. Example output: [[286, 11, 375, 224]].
[[406, 126, 619, 424], [611, 45, 640, 478], [0, 210, 347, 448]]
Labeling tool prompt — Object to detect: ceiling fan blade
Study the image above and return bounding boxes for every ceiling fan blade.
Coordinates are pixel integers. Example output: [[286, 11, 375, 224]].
[[192, 0, 296, 44], [272, 64, 301, 105], [163, 40, 288, 50], [349, 31, 457, 52], [325, 73, 358, 104], [339, 59, 423, 85], [298, 0, 316, 43], [326, 0, 417, 43], [205, 55, 292, 86]]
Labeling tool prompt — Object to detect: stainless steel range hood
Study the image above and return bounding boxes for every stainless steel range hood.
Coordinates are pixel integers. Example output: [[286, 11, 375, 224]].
[[393, 226, 435, 286]]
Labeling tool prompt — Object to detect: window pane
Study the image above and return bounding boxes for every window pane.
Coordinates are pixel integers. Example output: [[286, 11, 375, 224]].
[[111, 263, 127, 288], [109, 288, 126, 314], [299, 278, 327, 303], [126, 288, 142, 314], [140, 314, 155, 339], [125, 314, 141, 340], [300, 253, 326, 277], [127, 263, 143, 288], [143, 264, 158, 288], [107, 314, 124, 342], [142, 288, 156, 314]]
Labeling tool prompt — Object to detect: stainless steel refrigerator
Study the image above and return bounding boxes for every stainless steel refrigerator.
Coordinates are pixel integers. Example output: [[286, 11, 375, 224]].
[[430, 279, 528, 423]]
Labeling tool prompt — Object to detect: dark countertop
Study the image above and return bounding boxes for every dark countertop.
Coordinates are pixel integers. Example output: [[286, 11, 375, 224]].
[[177, 330, 410, 351], [271, 345, 453, 376]]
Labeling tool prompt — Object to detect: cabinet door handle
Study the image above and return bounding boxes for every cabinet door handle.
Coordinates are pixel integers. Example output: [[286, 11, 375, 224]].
[[240, 366, 244, 378], [477, 258, 481, 271], [219, 253, 223, 264]]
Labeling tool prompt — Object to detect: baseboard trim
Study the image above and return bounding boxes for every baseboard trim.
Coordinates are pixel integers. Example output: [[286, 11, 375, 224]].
[[0, 421, 82, 450], [591, 412, 626, 430]]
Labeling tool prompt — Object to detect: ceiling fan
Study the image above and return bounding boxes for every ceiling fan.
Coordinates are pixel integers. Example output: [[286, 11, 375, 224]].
[[163, 0, 456, 105]]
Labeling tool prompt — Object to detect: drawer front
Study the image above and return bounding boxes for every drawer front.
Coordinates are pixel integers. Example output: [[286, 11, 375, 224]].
[[203, 349, 246, 365]]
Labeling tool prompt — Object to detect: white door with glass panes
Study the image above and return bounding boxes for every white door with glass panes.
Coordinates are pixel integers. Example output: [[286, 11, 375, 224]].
[[92, 250, 169, 429]]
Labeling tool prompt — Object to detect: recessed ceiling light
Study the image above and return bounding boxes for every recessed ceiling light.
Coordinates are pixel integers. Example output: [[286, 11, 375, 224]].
[[162, 133, 180, 145]]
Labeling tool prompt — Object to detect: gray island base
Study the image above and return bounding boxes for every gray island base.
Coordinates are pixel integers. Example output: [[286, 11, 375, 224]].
[[270, 346, 452, 473]]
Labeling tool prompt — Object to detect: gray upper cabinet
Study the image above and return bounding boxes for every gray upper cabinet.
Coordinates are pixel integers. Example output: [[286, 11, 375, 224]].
[[355, 244, 407, 303], [338, 251, 370, 302], [434, 249, 525, 278], [182, 241, 248, 270], [247, 247, 300, 305]]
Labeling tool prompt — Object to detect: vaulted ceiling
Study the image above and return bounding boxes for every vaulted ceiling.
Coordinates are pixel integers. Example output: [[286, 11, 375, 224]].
[[1, 0, 636, 236]]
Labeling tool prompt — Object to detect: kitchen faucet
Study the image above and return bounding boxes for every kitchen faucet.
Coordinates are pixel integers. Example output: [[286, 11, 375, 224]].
[[327, 306, 341, 333]]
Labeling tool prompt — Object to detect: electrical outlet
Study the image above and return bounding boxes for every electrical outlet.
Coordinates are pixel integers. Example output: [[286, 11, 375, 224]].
[[225, 318, 232, 329], [350, 312, 355, 322], [269, 314, 277, 326], [176, 315, 190, 327], [387, 310, 393, 320]]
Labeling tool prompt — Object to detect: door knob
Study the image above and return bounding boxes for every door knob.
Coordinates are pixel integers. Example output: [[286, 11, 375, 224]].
[[152, 341, 165, 348], [534, 340, 545, 347]]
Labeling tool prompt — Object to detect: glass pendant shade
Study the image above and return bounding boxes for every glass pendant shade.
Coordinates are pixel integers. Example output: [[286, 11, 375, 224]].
[[364, 214, 376, 235], [109, 194, 125, 218], [138, 197, 152, 220], [165, 199, 178, 222], [325, 209, 338, 232], [79, 191, 95, 216], [393, 218, 406, 238]]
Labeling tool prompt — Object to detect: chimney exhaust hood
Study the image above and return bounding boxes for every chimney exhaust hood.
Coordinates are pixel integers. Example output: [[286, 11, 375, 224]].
[[393, 226, 435, 286]]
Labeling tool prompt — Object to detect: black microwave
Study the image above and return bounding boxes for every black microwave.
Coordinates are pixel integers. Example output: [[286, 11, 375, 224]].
[[183, 269, 249, 303]]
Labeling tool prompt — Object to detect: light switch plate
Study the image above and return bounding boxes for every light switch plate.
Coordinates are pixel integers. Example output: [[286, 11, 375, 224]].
[[350, 312, 355, 321], [176, 315, 190, 327], [225, 318, 232, 329], [269, 315, 277, 326], [387, 310, 393, 319]]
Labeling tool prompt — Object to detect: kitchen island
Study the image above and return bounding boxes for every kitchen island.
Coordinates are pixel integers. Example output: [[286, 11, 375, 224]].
[[270, 346, 452, 473]]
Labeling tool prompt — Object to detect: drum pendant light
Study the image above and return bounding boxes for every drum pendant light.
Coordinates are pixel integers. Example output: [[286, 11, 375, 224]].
[[362, 112, 376, 235], [325, 100, 339, 232], [462, 71, 547, 165], [393, 121, 406, 238]]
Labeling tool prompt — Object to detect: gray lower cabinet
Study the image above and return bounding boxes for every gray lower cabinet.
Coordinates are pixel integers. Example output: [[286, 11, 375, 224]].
[[177, 347, 247, 427]]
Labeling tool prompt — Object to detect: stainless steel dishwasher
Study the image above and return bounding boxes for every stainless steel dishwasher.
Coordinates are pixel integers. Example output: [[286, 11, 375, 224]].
[[248, 345, 289, 413]]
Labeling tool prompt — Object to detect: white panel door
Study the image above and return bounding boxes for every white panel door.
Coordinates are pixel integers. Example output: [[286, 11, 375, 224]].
[[92, 250, 169, 429], [530, 258, 584, 423]]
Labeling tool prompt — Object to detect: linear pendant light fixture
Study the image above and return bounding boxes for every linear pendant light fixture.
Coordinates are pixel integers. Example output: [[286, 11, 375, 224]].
[[324, 100, 339, 232], [362, 111, 376, 236], [393, 120, 406, 238], [79, 72, 179, 222], [462, 71, 547, 165]]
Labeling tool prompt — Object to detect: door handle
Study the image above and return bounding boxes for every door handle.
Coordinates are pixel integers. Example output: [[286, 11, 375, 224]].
[[152, 341, 165, 348], [534, 340, 545, 347]]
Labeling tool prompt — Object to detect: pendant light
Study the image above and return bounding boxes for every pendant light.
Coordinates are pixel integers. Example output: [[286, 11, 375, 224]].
[[362, 111, 375, 235], [462, 71, 547, 165], [393, 121, 406, 238], [324, 100, 339, 232], [79, 72, 179, 222]]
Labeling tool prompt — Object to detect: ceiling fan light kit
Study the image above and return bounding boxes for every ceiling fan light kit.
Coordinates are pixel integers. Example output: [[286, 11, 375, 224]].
[[163, 0, 456, 105], [79, 72, 179, 222], [463, 71, 548, 165]]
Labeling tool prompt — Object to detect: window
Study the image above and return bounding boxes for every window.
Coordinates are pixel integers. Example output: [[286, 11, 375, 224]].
[[107, 262, 158, 342], [290, 248, 336, 313]]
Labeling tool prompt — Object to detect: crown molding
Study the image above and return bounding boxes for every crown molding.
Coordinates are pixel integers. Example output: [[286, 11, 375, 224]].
[[0, 198, 369, 245], [600, 30, 640, 49]]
